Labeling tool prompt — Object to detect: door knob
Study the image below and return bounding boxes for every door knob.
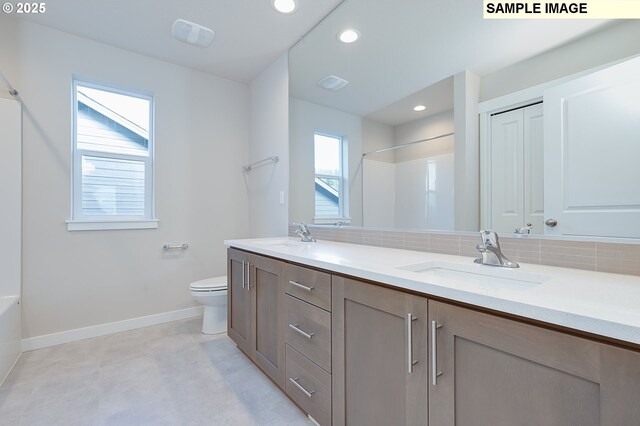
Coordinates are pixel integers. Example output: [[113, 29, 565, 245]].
[[545, 219, 558, 227]]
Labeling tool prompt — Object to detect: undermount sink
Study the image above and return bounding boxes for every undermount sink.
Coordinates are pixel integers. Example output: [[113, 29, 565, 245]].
[[257, 239, 308, 249], [397, 261, 550, 290]]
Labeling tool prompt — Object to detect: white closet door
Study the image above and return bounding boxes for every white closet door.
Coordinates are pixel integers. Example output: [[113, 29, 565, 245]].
[[523, 103, 544, 234], [490, 108, 524, 234], [544, 56, 640, 238]]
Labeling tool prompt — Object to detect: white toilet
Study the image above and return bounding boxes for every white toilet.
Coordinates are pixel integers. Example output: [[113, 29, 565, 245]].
[[190, 276, 227, 334]]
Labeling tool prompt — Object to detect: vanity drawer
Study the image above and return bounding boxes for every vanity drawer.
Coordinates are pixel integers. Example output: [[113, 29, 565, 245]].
[[285, 345, 331, 426], [285, 295, 331, 372], [286, 264, 331, 311]]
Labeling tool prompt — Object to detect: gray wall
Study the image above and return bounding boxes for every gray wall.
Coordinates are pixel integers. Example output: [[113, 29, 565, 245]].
[[480, 21, 640, 101], [393, 110, 454, 163], [0, 98, 21, 297], [0, 16, 251, 339], [248, 54, 289, 237]]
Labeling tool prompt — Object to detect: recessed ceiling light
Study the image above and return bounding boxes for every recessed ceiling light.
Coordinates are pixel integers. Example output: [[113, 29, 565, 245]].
[[338, 29, 360, 43], [413, 105, 426, 112], [272, 0, 297, 14]]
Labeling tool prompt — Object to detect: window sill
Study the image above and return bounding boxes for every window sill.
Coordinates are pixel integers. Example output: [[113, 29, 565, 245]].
[[313, 217, 352, 225], [66, 219, 159, 231]]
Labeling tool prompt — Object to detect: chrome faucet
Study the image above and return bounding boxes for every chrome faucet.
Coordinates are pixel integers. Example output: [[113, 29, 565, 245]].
[[474, 230, 519, 268], [294, 222, 316, 242], [514, 223, 533, 235]]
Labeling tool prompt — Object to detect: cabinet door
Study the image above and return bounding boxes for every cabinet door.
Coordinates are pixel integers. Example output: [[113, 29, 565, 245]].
[[544, 55, 640, 238], [429, 300, 640, 426], [227, 248, 251, 355], [250, 254, 286, 388], [332, 276, 428, 426]]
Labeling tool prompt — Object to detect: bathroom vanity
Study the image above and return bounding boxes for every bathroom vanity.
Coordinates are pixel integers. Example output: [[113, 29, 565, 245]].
[[225, 238, 640, 426]]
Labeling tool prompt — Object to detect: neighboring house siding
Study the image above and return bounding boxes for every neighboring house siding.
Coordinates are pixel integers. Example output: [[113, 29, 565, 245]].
[[77, 103, 147, 216], [77, 103, 147, 153], [315, 180, 339, 216]]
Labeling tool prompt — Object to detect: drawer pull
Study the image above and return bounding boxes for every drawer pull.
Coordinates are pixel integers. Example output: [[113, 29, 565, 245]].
[[289, 323, 315, 339], [241, 260, 246, 289], [289, 377, 315, 398], [246, 262, 251, 292], [431, 320, 443, 385], [406, 313, 419, 373], [289, 280, 314, 292]]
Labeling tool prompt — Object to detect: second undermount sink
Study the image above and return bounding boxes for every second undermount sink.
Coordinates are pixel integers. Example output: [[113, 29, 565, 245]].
[[397, 261, 550, 290]]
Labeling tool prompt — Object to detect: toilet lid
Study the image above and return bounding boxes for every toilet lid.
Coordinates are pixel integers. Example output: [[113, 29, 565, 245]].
[[190, 276, 227, 291]]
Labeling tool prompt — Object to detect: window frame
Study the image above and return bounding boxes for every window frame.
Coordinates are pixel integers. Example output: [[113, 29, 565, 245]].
[[67, 78, 157, 231], [313, 132, 350, 224]]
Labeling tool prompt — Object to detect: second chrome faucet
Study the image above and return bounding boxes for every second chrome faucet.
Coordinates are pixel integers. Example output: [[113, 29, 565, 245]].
[[474, 230, 519, 268]]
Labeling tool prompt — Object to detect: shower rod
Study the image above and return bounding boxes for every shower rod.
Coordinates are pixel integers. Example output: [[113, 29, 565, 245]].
[[0, 72, 18, 96]]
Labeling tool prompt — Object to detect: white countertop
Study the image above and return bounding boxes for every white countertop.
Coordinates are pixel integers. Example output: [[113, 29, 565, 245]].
[[225, 237, 640, 346]]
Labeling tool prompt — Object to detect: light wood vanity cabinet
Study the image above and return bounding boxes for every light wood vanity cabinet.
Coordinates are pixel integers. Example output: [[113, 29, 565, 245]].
[[250, 253, 286, 387], [285, 294, 332, 372], [227, 248, 251, 355], [228, 248, 640, 426], [227, 248, 286, 388], [286, 263, 332, 311], [332, 276, 428, 426], [284, 264, 333, 426], [428, 300, 640, 426]]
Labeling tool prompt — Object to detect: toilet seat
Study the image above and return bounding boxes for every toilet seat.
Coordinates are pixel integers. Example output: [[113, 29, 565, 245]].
[[190, 276, 227, 292]]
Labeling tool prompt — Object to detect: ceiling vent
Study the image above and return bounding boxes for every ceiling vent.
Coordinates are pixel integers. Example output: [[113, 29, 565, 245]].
[[172, 19, 214, 48], [316, 75, 349, 91]]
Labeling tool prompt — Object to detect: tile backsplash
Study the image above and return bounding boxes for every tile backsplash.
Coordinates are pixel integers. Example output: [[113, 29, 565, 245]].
[[288, 225, 640, 276]]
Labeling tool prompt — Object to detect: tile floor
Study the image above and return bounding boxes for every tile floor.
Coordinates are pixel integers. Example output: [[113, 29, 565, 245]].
[[0, 318, 312, 426]]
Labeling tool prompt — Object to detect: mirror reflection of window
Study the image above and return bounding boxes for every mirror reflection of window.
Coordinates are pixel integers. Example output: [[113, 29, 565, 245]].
[[314, 133, 347, 221]]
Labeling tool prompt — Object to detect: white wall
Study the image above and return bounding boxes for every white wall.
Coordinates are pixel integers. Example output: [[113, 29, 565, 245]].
[[481, 21, 640, 101], [393, 111, 454, 163], [289, 98, 383, 226], [453, 70, 481, 232], [0, 98, 21, 297], [362, 118, 395, 156], [361, 112, 456, 230], [362, 159, 395, 228], [0, 16, 250, 339], [394, 154, 454, 230], [248, 54, 289, 237]]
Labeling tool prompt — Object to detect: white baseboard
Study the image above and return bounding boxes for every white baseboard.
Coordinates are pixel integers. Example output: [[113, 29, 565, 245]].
[[21, 306, 204, 352]]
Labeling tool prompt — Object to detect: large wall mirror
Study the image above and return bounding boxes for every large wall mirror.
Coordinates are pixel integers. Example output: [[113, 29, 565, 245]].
[[289, 0, 640, 239]]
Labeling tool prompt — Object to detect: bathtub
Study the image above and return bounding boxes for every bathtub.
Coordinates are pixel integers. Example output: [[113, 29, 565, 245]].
[[0, 296, 21, 386]]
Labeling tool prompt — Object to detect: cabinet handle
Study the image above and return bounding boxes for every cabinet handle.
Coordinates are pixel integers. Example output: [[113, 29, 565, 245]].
[[431, 320, 443, 386], [406, 313, 418, 373], [288, 323, 315, 339], [241, 260, 246, 289], [289, 377, 315, 398], [288, 280, 314, 292], [246, 262, 251, 291]]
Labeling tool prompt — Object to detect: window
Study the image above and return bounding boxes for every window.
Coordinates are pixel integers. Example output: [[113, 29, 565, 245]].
[[68, 79, 156, 230], [314, 133, 348, 222]]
